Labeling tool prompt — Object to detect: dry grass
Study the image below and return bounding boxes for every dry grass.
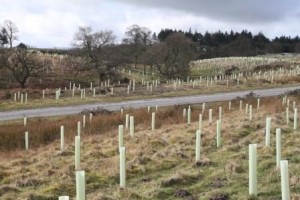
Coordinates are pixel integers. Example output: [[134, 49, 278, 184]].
[[1, 75, 300, 111], [0, 95, 300, 199]]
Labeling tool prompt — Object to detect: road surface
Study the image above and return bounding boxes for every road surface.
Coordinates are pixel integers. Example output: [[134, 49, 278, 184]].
[[0, 85, 299, 122]]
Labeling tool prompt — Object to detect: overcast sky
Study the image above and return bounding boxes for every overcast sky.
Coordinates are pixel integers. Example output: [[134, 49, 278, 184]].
[[0, 0, 299, 48]]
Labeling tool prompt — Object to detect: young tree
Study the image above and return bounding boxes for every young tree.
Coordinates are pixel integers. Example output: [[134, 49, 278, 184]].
[[1, 20, 18, 48], [73, 26, 116, 84]]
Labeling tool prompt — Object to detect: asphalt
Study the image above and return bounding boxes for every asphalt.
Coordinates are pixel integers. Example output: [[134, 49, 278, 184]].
[[0, 85, 299, 122]]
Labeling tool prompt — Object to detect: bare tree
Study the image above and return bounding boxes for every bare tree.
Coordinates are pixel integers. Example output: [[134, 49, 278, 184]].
[[7, 49, 51, 88], [122, 24, 152, 68], [153, 32, 196, 79], [73, 26, 116, 84], [2, 20, 18, 48]]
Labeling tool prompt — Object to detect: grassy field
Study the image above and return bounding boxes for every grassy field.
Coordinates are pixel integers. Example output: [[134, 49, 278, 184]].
[[0, 94, 299, 199], [1, 75, 300, 112], [1, 54, 300, 111]]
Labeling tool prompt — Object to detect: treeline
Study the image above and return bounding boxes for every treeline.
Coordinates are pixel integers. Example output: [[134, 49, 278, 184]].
[[2, 19, 300, 88], [158, 29, 300, 58]]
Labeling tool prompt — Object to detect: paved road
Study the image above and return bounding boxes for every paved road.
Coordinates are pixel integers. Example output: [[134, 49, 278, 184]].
[[0, 85, 299, 122]]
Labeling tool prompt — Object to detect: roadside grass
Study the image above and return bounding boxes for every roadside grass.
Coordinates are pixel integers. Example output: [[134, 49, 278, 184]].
[[0, 95, 300, 199], [1, 76, 300, 111]]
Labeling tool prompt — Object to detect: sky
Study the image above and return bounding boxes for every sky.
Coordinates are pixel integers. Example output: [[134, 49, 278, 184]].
[[0, 0, 299, 48]]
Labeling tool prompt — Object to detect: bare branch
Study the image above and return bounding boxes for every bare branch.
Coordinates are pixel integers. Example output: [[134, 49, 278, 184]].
[[2, 20, 18, 48]]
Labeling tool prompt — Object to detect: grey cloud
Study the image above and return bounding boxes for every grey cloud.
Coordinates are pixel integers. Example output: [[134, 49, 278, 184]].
[[111, 0, 299, 24]]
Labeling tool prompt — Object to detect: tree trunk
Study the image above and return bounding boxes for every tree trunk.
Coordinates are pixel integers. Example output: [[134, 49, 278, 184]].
[[98, 72, 102, 86], [20, 79, 26, 88], [134, 55, 138, 69]]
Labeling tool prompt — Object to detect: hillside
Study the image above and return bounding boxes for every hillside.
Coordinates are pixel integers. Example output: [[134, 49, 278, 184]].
[[0, 95, 299, 199]]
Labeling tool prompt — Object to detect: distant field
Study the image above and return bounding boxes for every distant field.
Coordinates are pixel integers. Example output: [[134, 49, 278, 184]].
[[1, 54, 300, 111]]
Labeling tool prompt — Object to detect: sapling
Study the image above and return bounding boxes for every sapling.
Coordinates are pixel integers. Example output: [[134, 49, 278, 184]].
[[129, 116, 134, 138], [125, 114, 129, 130], [239, 100, 243, 111], [276, 128, 281, 168], [60, 126, 64, 150], [75, 136, 81, 170], [294, 108, 298, 130], [249, 144, 257, 196], [25, 131, 29, 151], [77, 121, 81, 136], [55, 90, 59, 100], [76, 170, 85, 200], [23, 117, 27, 127], [82, 115, 86, 129], [127, 85, 130, 95], [132, 79, 135, 91], [183, 108, 186, 119], [202, 103, 205, 114], [265, 117, 271, 146], [119, 147, 126, 188], [187, 107, 191, 125], [89, 113, 93, 123], [216, 120, 221, 147], [286, 107, 289, 125], [280, 160, 290, 200], [249, 105, 253, 121], [151, 112, 155, 131], [293, 101, 296, 110], [118, 125, 124, 149], [209, 109, 213, 124], [59, 196, 69, 200], [195, 130, 201, 163], [282, 96, 287, 105]]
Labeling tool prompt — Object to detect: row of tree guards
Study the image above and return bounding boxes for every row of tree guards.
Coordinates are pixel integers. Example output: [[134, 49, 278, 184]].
[[20, 95, 296, 199], [9, 62, 300, 104]]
